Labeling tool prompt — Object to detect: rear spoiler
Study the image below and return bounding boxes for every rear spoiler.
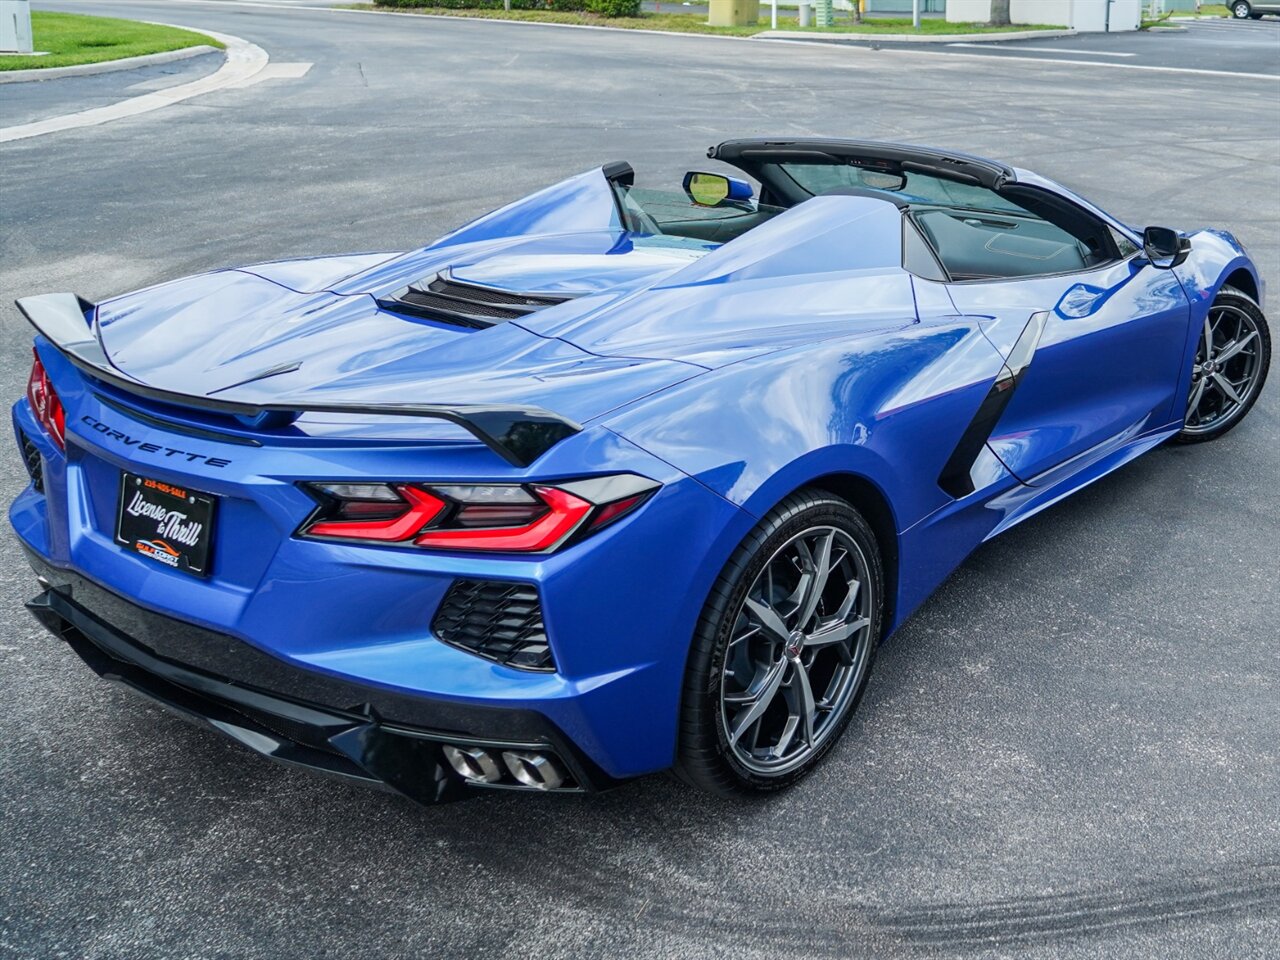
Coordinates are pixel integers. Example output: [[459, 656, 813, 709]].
[[15, 293, 581, 468]]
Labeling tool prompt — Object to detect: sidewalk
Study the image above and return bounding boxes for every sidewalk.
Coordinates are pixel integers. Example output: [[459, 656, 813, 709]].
[[1, 50, 224, 128]]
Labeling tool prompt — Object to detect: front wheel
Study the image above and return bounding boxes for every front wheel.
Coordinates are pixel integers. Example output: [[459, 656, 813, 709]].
[[1174, 286, 1271, 444], [675, 490, 884, 796], [1232, 1, 1252, 18]]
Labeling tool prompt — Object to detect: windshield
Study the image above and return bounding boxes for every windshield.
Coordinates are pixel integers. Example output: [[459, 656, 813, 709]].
[[615, 185, 785, 244]]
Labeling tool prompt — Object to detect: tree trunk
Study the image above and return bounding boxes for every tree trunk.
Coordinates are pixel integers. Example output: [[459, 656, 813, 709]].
[[852, 0, 862, 22], [990, 0, 1011, 25]]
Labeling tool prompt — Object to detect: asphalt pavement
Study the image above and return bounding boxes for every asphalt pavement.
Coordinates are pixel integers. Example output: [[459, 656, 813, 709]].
[[1, 3, 1279, 959]]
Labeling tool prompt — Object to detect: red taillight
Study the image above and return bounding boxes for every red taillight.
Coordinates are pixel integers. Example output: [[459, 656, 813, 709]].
[[26, 350, 66, 450], [298, 475, 658, 553], [586, 492, 648, 530], [415, 487, 592, 552], [306, 485, 446, 541]]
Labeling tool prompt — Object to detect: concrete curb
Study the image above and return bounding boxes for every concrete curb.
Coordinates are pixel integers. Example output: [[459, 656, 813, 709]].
[[0, 27, 269, 144], [756, 27, 1077, 43], [0, 44, 221, 85]]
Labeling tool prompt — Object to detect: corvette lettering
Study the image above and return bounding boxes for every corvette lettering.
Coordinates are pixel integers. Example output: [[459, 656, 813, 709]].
[[79, 415, 231, 467]]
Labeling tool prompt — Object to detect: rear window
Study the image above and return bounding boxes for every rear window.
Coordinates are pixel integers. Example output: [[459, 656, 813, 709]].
[[778, 161, 1026, 215]]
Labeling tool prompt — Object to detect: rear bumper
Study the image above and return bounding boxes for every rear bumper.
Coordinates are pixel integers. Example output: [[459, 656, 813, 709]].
[[23, 549, 621, 804], [11, 378, 754, 784]]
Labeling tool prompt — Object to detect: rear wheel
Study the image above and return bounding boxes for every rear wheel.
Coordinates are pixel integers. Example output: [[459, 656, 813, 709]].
[[675, 490, 883, 796], [1232, 1, 1252, 18], [1175, 287, 1270, 444]]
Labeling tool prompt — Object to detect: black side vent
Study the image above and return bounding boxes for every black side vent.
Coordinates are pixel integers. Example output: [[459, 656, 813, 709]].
[[20, 431, 43, 493], [432, 579, 554, 672], [380, 271, 573, 329]]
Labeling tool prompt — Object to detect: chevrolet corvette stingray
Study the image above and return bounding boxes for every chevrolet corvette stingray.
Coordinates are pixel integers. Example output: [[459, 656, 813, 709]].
[[11, 139, 1270, 803]]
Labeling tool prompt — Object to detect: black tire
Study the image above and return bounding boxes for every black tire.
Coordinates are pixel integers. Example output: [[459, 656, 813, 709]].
[[674, 489, 884, 797], [1231, 1, 1252, 18], [1174, 286, 1271, 444]]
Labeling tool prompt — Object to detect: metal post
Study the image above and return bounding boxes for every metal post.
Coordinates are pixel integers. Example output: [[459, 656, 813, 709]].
[[771, 0, 777, 29], [912, 0, 921, 30]]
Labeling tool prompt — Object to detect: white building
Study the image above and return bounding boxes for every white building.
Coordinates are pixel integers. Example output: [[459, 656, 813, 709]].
[[947, 0, 1144, 31]]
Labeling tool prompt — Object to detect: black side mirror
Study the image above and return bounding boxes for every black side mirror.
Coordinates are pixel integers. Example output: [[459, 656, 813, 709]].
[[1143, 226, 1191, 269]]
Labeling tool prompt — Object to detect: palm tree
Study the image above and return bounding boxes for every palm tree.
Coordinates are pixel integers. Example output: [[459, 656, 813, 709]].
[[990, 0, 1011, 25]]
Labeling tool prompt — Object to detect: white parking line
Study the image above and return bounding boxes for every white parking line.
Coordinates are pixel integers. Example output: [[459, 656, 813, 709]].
[[917, 48, 1280, 80], [0, 27, 311, 143], [1180, 17, 1278, 27], [947, 42, 1136, 56]]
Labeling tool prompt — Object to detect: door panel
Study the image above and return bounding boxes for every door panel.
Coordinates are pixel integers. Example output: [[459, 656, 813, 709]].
[[947, 259, 1190, 484]]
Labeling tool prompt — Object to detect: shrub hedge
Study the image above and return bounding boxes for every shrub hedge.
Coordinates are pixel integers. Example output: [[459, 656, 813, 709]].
[[378, 0, 643, 17]]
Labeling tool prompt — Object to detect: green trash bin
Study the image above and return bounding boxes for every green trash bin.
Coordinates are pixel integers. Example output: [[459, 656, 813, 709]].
[[708, 0, 760, 26]]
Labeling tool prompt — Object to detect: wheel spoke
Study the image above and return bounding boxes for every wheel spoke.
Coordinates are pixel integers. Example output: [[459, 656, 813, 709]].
[[744, 597, 790, 644], [805, 616, 870, 650], [771, 714, 800, 759], [726, 657, 788, 746], [1202, 316, 1215, 358], [833, 576, 861, 622], [783, 567, 812, 615], [792, 662, 817, 746], [1213, 373, 1243, 405], [1215, 330, 1257, 364], [794, 531, 834, 630], [1187, 377, 1207, 420], [727, 624, 761, 649]]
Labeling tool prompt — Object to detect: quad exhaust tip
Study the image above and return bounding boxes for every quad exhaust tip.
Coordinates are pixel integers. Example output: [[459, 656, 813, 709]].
[[501, 750, 566, 790], [442, 744, 569, 791], [442, 744, 503, 784]]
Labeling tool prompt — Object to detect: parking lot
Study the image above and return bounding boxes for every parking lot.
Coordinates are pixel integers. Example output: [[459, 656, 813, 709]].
[[790, 14, 1280, 76], [1, 3, 1278, 958]]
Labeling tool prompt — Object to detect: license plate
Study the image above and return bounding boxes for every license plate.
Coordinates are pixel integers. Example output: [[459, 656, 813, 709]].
[[116, 472, 216, 578]]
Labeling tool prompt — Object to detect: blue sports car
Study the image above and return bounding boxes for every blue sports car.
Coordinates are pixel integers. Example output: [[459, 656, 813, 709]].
[[12, 139, 1270, 803]]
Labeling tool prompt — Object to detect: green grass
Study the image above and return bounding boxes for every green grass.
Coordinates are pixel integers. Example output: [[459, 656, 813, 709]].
[[358, 5, 1064, 35], [0, 12, 223, 72]]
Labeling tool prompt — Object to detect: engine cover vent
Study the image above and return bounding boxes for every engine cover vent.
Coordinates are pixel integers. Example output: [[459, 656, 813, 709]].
[[380, 270, 573, 329]]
